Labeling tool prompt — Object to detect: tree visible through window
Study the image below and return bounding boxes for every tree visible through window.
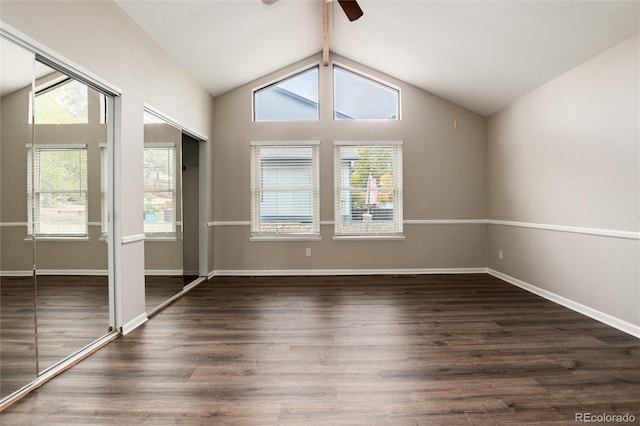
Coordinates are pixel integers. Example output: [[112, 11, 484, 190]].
[[334, 142, 403, 236], [34, 79, 89, 124], [27, 146, 88, 236], [143, 145, 176, 235]]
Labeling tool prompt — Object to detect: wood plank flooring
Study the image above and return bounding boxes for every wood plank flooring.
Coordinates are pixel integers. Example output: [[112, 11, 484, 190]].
[[1, 274, 638, 425]]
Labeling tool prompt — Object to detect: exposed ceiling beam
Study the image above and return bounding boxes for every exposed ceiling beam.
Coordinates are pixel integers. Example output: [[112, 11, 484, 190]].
[[322, 0, 329, 66]]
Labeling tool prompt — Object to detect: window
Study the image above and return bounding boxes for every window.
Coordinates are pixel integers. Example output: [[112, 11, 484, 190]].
[[27, 145, 88, 237], [250, 142, 320, 239], [253, 67, 319, 121], [33, 78, 89, 124], [144, 144, 176, 236], [334, 142, 403, 237], [100, 144, 108, 235], [334, 65, 399, 120]]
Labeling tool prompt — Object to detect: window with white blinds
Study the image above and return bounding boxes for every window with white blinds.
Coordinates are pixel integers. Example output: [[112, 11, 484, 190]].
[[143, 144, 177, 236], [334, 142, 403, 236], [27, 145, 88, 237], [250, 142, 320, 238]]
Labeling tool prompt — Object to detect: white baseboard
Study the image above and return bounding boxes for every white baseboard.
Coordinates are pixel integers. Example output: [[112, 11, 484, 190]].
[[121, 312, 148, 336], [488, 269, 640, 338], [144, 270, 183, 276], [1, 270, 108, 276], [211, 268, 487, 277], [0, 270, 33, 277]]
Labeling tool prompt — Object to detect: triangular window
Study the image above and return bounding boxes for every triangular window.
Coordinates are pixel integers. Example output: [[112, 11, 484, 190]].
[[34, 78, 89, 124], [253, 67, 319, 121], [334, 66, 399, 120]]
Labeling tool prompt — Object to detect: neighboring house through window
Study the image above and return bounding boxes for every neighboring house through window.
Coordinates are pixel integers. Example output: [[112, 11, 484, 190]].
[[334, 141, 403, 237], [250, 142, 320, 239], [333, 65, 400, 120], [253, 66, 319, 121]]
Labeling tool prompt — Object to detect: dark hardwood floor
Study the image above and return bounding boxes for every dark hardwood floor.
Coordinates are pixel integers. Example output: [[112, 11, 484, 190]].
[[2, 274, 638, 425]]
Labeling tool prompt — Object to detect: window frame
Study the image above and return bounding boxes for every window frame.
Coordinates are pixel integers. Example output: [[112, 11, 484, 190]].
[[333, 140, 404, 240], [143, 142, 178, 239], [332, 63, 401, 121], [250, 141, 321, 241], [26, 144, 89, 239], [252, 65, 320, 122]]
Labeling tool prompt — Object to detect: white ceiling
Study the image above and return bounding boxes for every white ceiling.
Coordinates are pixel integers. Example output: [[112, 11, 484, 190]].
[[117, 0, 639, 116]]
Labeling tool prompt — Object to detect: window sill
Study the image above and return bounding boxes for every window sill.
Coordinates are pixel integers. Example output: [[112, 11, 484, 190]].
[[333, 235, 405, 241], [250, 235, 321, 242], [24, 236, 90, 242]]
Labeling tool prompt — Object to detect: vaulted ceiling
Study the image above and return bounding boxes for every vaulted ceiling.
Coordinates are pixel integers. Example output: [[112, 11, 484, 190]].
[[116, 0, 639, 117]]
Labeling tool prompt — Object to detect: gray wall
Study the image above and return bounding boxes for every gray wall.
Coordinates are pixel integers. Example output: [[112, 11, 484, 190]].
[[212, 54, 487, 273], [0, 0, 215, 330], [486, 34, 639, 328]]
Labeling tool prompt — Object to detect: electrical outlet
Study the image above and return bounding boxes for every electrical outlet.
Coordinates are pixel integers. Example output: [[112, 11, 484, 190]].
[[498, 250, 503, 260], [305, 248, 311, 257]]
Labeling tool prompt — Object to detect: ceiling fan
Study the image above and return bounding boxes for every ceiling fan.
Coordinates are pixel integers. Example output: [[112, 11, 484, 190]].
[[261, 0, 364, 22]]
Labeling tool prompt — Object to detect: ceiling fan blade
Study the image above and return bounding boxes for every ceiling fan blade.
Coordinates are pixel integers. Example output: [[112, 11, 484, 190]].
[[337, 0, 364, 22], [262, 0, 278, 5]]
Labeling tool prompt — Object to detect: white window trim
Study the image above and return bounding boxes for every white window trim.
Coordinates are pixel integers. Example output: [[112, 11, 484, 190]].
[[250, 141, 321, 241], [333, 141, 404, 239]]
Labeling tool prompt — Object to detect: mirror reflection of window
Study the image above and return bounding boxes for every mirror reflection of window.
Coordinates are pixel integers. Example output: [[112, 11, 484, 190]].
[[33, 78, 89, 124]]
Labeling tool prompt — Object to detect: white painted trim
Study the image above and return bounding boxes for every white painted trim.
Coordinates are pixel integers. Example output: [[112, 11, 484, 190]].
[[143, 104, 207, 142], [88, 222, 103, 227], [35, 269, 108, 276], [121, 233, 145, 244], [121, 313, 148, 336], [488, 220, 639, 240], [251, 140, 320, 146], [404, 219, 487, 225], [212, 268, 487, 277], [144, 270, 183, 276], [488, 269, 640, 338], [0, 271, 33, 277], [26, 143, 87, 149], [0, 222, 28, 227], [333, 235, 406, 241], [334, 140, 403, 146], [209, 219, 487, 227]]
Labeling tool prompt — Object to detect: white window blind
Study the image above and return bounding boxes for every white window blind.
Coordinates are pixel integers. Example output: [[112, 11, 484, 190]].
[[143, 144, 177, 236], [251, 143, 320, 237], [334, 142, 403, 236], [27, 145, 88, 237]]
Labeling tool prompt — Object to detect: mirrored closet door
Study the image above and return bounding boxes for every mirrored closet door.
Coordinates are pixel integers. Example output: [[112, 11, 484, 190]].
[[143, 108, 203, 314], [1, 35, 114, 400]]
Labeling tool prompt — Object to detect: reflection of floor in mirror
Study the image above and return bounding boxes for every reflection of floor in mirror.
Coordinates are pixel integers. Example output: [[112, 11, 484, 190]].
[[0, 275, 110, 398], [145, 275, 185, 312]]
